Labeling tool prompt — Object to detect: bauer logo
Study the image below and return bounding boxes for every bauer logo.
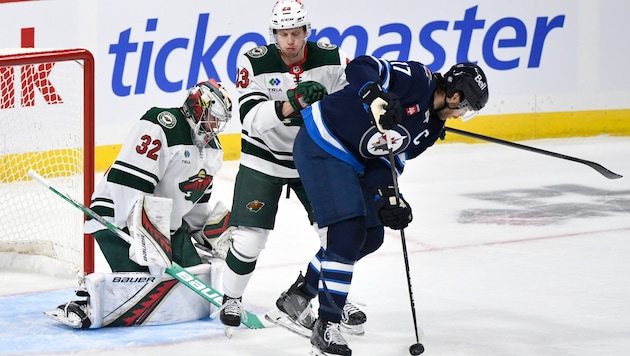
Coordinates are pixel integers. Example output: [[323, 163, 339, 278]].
[[112, 276, 157, 283]]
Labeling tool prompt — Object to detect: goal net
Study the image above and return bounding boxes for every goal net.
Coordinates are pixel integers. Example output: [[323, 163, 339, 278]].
[[0, 48, 95, 277]]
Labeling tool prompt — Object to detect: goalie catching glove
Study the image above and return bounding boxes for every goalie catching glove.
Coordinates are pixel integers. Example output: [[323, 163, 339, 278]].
[[359, 82, 402, 132], [374, 186, 413, 230]]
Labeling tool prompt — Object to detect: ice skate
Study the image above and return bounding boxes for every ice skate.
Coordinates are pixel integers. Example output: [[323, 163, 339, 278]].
[[265, 272, 316, 337], [310, 318, 352, 356], [340, 301, 366, 336], [216, 295, 243, 338], [44, 300, 91, 329]]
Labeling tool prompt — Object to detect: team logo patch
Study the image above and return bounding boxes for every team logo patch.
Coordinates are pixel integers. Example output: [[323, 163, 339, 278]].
[[247, 46, 268, 58], [157, 111, 177, 129], [246, 200, 265, 213], [179, 169, 213, 203], [359, 126, 410, 158], [316, 42, 337, 50]]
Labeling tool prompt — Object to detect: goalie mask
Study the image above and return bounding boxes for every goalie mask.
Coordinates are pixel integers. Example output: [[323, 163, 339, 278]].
[[444, 62, 489, 121], [181, 79, 232, 147], [269, 0, 311, 43]]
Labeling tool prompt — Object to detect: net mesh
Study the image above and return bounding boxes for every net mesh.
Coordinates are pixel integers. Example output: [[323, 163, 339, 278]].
[[0, 49, 87, 276]]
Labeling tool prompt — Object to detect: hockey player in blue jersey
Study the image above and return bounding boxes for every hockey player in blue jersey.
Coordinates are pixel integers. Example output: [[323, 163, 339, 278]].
[[274, 55, 489, 356]]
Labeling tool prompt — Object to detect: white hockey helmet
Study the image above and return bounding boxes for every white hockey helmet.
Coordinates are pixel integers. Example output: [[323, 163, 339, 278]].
[[269, 0, 311, 43], [181, 79, 232, 146]]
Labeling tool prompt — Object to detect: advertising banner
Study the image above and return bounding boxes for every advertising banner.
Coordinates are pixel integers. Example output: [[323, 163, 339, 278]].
[[1, 0, 628, 164]]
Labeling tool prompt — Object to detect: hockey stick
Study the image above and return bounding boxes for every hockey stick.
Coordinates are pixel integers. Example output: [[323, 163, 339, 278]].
[[384, 133, 425, 355], [444, 127, 622, 179], [27, 169, 267, 329]]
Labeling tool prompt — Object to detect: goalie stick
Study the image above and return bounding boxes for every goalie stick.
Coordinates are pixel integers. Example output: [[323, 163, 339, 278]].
[[27, 169, 268, 330], [444, 127, 623, 180]]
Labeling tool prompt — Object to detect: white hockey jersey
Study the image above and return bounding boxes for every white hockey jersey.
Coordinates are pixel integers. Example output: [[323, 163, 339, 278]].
[[85, 107, 223, 235], [235, 41, 349, 178]]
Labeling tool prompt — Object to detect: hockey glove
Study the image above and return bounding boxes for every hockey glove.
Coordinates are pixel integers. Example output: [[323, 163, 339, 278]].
[[374, 186, 413, 230], [359, 82, 402, 132], [275, 101, 305, 126], [287, 81, 328, 114]]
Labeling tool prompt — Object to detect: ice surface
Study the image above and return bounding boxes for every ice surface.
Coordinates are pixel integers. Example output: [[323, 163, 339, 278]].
[[1, 135, 629, 355]]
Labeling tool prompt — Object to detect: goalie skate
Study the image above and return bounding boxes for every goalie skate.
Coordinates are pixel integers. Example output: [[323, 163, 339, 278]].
[[44, 300, 91, 329]]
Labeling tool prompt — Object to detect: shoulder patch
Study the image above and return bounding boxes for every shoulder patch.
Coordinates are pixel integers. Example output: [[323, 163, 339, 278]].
[[316, 42, 338, 50], [157, 111, 177, 129], [246, 46, 268, 58]]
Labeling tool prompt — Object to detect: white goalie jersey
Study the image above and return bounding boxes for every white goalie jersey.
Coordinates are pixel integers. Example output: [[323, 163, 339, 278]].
[[85, 107, 223, 235]]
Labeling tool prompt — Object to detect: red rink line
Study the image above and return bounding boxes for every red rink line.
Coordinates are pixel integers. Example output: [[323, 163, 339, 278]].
[[261, 226, 630, 271], [396, 226, 630, 253]]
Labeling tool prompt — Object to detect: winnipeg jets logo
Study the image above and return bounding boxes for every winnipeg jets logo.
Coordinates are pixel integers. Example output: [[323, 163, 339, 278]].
[[359, 126, 410, 158], [370, 134, 402, 152], [179, 169, 213, 203]]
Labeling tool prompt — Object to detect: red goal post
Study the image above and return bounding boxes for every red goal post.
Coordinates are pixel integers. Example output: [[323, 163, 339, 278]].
[[0, 48, 95, 275]]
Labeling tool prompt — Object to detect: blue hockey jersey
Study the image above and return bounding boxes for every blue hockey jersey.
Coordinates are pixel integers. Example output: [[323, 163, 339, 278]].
[[301, 55, 446, 186]]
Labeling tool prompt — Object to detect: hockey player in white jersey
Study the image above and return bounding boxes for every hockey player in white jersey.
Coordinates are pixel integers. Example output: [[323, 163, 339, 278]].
[[217, 0, 369, 335], [45, 79, 234, 329]]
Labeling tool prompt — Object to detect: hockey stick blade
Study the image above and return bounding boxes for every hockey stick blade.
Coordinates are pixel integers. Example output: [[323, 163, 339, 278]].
[[444, 127, 623, 179], [27, 169, 266, 330]]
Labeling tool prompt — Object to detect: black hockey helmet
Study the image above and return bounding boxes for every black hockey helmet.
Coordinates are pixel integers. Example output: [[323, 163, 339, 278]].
[[444, 62, 489, 111]]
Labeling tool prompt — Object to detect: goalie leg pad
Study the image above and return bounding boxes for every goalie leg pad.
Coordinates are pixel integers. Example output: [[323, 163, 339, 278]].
[[46, 264, 215, 329], [97, 264, 213, 327]]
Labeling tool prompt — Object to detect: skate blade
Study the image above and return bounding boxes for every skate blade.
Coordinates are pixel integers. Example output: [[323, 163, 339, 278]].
[[224, 325, 234, 339], [43, 310, 82, 329], [310, 345, 342, 356], [340, 323, 365, 336], [265, 308, 311, 338]]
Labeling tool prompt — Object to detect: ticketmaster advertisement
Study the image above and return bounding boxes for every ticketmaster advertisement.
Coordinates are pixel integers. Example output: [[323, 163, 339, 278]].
[[0, 0, 628, 165]]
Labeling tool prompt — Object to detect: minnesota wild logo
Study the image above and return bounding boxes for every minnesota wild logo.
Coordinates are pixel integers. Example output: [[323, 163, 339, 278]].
[[179, 169, 213, 202], [246, 200, 265, 213]]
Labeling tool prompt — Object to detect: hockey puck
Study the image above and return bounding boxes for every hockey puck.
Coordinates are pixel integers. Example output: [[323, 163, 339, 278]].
[[409, 343, 425, 355]]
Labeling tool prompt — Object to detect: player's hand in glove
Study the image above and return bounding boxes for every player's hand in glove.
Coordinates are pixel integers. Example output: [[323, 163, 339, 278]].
[[359, 82, 402, 132], [374, 186, 413, 230], [287, 81, 328, 114], [275, 101, 305, 126]]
